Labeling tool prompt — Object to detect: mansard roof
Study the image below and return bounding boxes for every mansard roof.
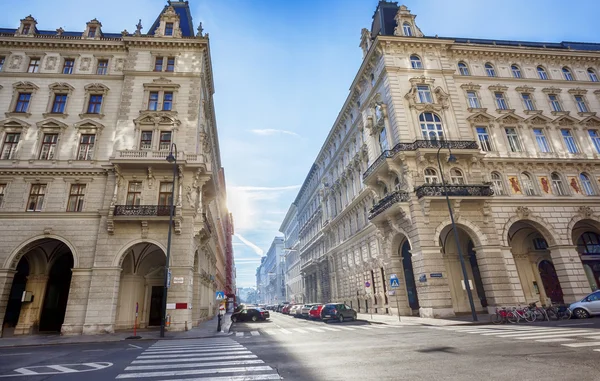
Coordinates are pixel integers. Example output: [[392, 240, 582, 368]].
[[148, 0, 195, 38]]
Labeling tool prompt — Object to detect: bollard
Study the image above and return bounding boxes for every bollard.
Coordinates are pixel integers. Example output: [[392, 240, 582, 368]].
[[217, 314, 222, 332]]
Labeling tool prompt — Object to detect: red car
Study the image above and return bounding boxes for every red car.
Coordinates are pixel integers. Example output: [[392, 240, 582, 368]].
[[282, 304, 292, 314], [308, 304, 324, 319]]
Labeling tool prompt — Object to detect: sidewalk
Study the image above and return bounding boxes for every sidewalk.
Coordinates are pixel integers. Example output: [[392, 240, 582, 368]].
[[0, 313, 232, 348], [357, 312, 490, 326]]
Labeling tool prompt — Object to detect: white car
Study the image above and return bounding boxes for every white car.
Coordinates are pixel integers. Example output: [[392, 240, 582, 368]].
[[570, 290, 600, 318]]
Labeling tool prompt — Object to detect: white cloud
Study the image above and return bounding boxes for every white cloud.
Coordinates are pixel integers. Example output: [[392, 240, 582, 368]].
[[250, 129, 300, 137], [234, 234, 264, 256]]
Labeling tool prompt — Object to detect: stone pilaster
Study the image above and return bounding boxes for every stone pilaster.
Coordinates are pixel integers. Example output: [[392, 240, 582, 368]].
[[411, 246, 454, 318], [0, 270, 16, 337], [166, 266, 194, 331], [192, 273, 200, 326], [82, 267, 121, 335], [549, 245, 592, 303], [61, 269, 92, 335], [14, 274, 48, 335]]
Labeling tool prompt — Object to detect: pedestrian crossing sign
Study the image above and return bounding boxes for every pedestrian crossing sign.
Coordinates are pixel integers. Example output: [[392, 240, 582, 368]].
[[216, 291, 225, 300], [390, 278, 400, 288]]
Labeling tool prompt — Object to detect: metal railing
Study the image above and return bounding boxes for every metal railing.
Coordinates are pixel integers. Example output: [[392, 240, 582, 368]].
[[414, 184, 493, 198], [368, 190, 411, 220], [114, 205, 171, 216]]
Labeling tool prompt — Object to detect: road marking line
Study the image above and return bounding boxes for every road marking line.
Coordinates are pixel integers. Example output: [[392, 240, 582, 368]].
[[128, 344, 142, 349], [125, 359, 265, 371], [292, 328, 308, 333], [306, 328, 324, 333], [580, 335, 600, 340], [0, 353, 32, 356], [144, 346, 244, 353], [138, 350, 251, 359], [157, 375, 282, 381], [482, 329, 577, 336], [369, 325, 389, 329], [495, 329, 589, 337], [319, 326, 340, 331], [535, 338, 575, 342], [83, 349, 104, 352], [132, 355, 258, 364], [558, 322, 595, 326], [83, 363, 111, 369], [250, 331, 260, 336], [13, 368, 39, 375], [151, 340, 234, 347], [334, 326, 355, 331], [46, 365, 78, 373], [352, 326, 372, 330], [514, 332, 595, 340], [115, 365, 275, 378], [562, 341, 600, 347], [147, 344, 240, 350], [279, 329, 292, 334], [235, 332, 244, 337]]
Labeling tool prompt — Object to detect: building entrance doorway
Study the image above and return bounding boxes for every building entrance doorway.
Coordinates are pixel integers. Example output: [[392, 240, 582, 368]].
[[39, 254, 73, 332], [401, 241, 419, 310], [149, 286, 163, 326], [538, 260, 564, 304]]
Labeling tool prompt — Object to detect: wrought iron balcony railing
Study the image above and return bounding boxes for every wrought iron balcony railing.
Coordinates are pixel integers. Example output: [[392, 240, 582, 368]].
[[363, 140, 479, 180], [368, 190, 410, 220], [414, 184, 493, 198], [114, 205, 171, 216]]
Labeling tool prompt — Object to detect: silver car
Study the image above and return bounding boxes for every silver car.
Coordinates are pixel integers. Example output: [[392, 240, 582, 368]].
[[570, 290, 600, 319], [300, 304, 317, 318]]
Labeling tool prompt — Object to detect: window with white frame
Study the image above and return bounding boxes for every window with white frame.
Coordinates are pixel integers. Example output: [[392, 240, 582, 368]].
[[485, 63, 496, 77], [62, 58, 75, 74], [450, 168, 465, 184], [588, 68, 599, 82], [537, 66, 548, 80], [495, 92, 509, 110], [51, 94, 68, 114], [154, 56, 175, 72], [580, 173, 596, 196], [15, 93, 32, 113], [419, 112, 444, 141], [1, 133, 20, 160], [77, 134, 95, 160], [148, 92, 159, 111], [140, 131, 153, 150], [548, 94, 562, 112], [126, 181, 142, 206], [458, 62, 470, 76], [417, 85, 433, 103], [561, 129, 578, 153], [0, 56, 5, 72], [410, 55, 422, 69], [27, 57, 40, 73], [96, 59, 108, 75], [379, 128, 389, 152], [574, 95, 588, 113], [511, 64, 522, 78], [505, 128, 522, 152], [533, 128, 551, 153], [521, 172, 536, 195], [159, 131, 172, 151], [424, 168, 439, 184], [521, 93, 536, 111], [589, 130, 600, 153], [67, 184, 86, 212], [27, 184, 46, 211], [551, 172, 567, 195], [491, 172, 505, 195], [466, 91, 480, 108], [476, 127, 492, 151], [403, 22, 413, 36], [39, 133, 58, 160], [82, 84, 109, 117], [0, 183, 5, 206], [562, 67, 574, 81]]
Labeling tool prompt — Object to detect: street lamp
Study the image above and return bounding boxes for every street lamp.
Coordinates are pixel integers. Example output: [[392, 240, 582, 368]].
[[160, 143, 178, 337], [436, 142, 478, 322]]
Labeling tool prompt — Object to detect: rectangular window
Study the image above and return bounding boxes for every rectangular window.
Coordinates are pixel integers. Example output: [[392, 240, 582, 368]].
[[561, 129, 578, 153], [22, 24, 31, 35], [1, 133, 20, 160], [154, 57, 163, 72], [158, 182, 173, 206], [26, 184, 46, 212], [39, 134, 58, 160], [1, 56, 6, 71], [159, 131, 172, 151], [521, 93, 535, 111], [27, 57, 40, 73], [51, 94, 68, 114], [589, 130, 600, 154], [87, 95, 103, 114], [505, 128, 522, 152], [148, 92, 159, 111], [166, 57, 175, 72], [533, 238, 548, 250], [165, 23, 174, 36], [575, 95, 588, 113], [67, 184, 86, 212], [96, 59, 108, 75], [495, 92, 508, 110], [0, 183, 5, 206], [533, 129, 551, 153], [140, 131, 153, 150], [63, 59, 74, 74], [417, 85, 432, 103], [88, 26, 96, 38], [548, 95, 562, 112], [15, 93, 31, 113], [467, 91, 480, 108], [77, 134, 95, 160], [476, 127, 492, 151], [163, 92, 173, 111], [126, 182, 142, 206]]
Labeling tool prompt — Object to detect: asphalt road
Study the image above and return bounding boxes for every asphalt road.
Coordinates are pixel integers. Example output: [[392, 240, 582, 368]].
[[0, 314, 599, 380]]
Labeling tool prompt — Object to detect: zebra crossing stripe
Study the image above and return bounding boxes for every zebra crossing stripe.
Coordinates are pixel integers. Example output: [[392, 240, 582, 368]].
[[236, 332, 243, 337], [306, 328, 324, 332], [151, 340, 234, 347], [161, 376, 282, 381], [562, 341, 600, 348], [292, 328, 308, 333], [279, 328, 292, 334], [495, 329, 589, 338], [115, 365, 275, 379], [515, 332, 594, 340], [264, 329, 278, 335], [535, 338, 575, 342], [320, 327, 340, 331], [132, 355, 258, 364], [141, 347, 246, 355], [125, 359, 265, 371], [335, 326, 355, 331], [138, 350, 252, 360], [353, 326, 371, 330], [481, 329, 576, 336], [250, 331, 260, 336], [144, 345, 243, 352]]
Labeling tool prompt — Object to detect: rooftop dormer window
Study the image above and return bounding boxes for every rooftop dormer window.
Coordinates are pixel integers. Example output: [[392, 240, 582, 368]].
[[22, 23, 31, 35], [403, 22, 413, 37], [88, 26, 96, 38], [165, 22, 174, 36]]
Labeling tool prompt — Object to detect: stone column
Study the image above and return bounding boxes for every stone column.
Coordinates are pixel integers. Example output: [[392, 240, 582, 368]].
[[316, 267, 323, 303], [192, 273, 200, 326], [411, 246, 454, 318], [549, 245, 592, 303], [0, 270, 16, 337], [82, 267, 122, 335], [166, 266, 194, 331], [61, 269, 92, 335], [14, 274, 48, 335]]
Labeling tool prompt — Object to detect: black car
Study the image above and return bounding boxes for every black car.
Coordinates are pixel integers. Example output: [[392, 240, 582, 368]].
[[231, 307, 270, 322], [320, 303, 357, 323]]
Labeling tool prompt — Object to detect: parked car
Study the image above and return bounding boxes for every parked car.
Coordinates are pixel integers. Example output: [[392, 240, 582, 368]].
[[570, 290, 600, 319], [291, 304, 303, 317], [231, 307, 270, 323], [320, 303, 357, 323], [301, 304, 318, 318], [282, 304, 292, 314], [308, 304, 324, 320]]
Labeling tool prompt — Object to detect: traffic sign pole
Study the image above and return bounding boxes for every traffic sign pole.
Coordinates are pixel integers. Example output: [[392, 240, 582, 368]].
[[389, 274, 401, 323]]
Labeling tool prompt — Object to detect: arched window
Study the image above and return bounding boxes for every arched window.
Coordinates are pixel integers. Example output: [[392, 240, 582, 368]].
[[580, 173, 596, 195], [521, 172, 536, 196], [379, 128, 389, 152], [577, 232, 600, 254], [410, 55, 423, 69], [537, 66, 548, 80], [551, 172, 566, 196], [588, 68, 599, 82], [458, 62, 470, 76], [403, 22, 413, 37], [511, 64, 522, 78], [484, 63, 496, 77], [450, 168, 465, 184], [424, 168, 439, 184], [562, 67, 574, 81], [491, 172, 505, 195], [419, 112, 444, 141]]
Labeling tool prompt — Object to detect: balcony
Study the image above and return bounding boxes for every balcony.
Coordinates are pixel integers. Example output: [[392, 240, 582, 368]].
[[114, 205, 171, 216], [363, 140, 480, 180], [369, 190, 410, 220], [414, 184, 493, 198], [110, 150, 209, 170]]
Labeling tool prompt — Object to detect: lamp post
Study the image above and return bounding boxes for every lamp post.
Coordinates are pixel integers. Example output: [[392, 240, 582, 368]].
[[160, 143, 178, 337], [436, 142, 478, 322]]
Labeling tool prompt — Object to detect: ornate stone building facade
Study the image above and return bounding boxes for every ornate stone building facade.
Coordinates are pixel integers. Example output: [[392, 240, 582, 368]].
[[286, 1, 600, 318], [0, 1, 234, 336], [280, 204, 302, 303]]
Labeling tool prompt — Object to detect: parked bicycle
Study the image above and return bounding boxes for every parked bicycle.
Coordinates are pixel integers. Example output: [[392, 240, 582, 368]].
[[546, 303, 572, 320], [507, 305, 536, 323], [528, 301, 549, 321]]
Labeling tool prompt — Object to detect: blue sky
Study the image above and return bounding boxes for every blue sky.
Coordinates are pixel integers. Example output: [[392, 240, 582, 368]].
[[2, 0, 597, 288]]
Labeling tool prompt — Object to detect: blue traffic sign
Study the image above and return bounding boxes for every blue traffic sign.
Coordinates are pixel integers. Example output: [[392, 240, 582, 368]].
[[215, 291, 225, 300], [390, 278, 400, 288]]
